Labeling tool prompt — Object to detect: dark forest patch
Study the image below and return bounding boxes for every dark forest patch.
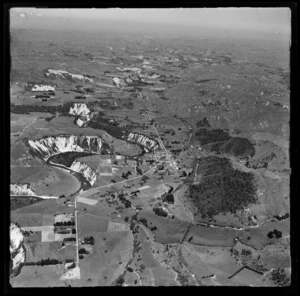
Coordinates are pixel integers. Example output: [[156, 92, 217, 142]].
[[11, 195, 43, 211], [88, 113, 126, 139], [10, 102, 75, 116], [189, 156, 257, 218], [195, 128, 255, 158]]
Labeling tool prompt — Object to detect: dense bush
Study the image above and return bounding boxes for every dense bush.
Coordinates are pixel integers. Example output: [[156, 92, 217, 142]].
[[195, 128, 230, 145], [271, 268, 290, 286], [78, 248, 89, 255], [196, 117, 211, 128], [24, 258, 62, 266], [54, 221, 75, 227], [83, 236, 95, 245], [10, 102, 75, 116], [88, 114, 125, 139], [153, 207, 168, 217], [189, 157, 257, 218], [117, 193, 132, 208], [195, 128, 255, 158], [163, 194, 174, 204], [267, 229, 282, 239], [63, 237, 76, 242]]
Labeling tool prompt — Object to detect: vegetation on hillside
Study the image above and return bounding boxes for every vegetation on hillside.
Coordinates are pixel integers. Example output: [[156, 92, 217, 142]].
[[10, 196, 43, 211], [189, 156, 257, 218], [10, 102, 75, 116], [270, 268, 290, 286], [88, 113, 126, 139], [195, 128, 255, 158]]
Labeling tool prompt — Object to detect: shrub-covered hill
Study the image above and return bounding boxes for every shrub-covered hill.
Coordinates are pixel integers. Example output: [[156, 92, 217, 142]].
[[195, 128, 255, 158], [189, 156, 257, 218]]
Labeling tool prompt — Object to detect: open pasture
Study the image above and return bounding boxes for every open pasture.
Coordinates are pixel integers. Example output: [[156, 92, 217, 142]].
[[31, 166, 81, 197], [11, 198, 74, 215], [181, 243, 240, 279], [138, 211, 189, 244], [78, 213, 109, 234], [107, 221, 130, 232], [24, 241, 75, 262], [10, 265, 66, 287], [11, 213, 43, 227], [73, 231, 133, 286]]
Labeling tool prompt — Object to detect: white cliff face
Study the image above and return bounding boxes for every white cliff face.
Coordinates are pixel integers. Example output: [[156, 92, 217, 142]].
[[45, 69, 93, 83], [32, 85, 55, 91], [10, 223, 25, 271], [113, 77, 127, 88], [69, 103, 90, 117], [10, 184, 35, 196], [127, 133, 158, 151], [70, 160, 97, 185], [25, 83, 56, 91], [27, 135, 103, 161], [75, 117, 89, 127]]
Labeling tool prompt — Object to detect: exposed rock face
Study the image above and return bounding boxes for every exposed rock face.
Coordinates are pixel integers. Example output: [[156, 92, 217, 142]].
[[27, 135, 103, 161], [126, 132, 159, 152], [25, 83, 56, 91], [69, 103, 91, 117], [44, 68, 93, 83], [10, 223, 25, 274], [113, 77, 127, 88], [70, 160, 97, 185], [10, 183, 35, 196], [75, 117, 90, 127]]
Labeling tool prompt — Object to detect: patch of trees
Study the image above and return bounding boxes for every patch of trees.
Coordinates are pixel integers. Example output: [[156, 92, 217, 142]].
[[153, 207, 168, 217], [10, 102, 75, 116], [121, 171, 132, 179], [88, 114, 125, 139], [94, 100, 119, 110], [45, 116, 55, 122], [163, 194, 174, 204], [49, 152, 94, 167], [10, 196, 42, 211], [177, 274, 189, 286], [195, 128, 231, 145], [83, 236, 95, 245], [196, 117, 211, 128], [189, 157, 257, 218], [63, 237, 76, 242], [117, 193, 132, 208], [24, 258, 62, 266], [123, 101, 134, 109], [54, 221, 75, 227], [136, 166, 143, 175], [241, 249, 252, 256], [67, 263, 76, 269], [273, 213, 290, 221], [115, 275, 125, 286], [267, 229, 282, 239], [195, 128, 255, 158], [78, 248, 89, 255], [270, 268, 290, 286], [223, 138, 255, 158]]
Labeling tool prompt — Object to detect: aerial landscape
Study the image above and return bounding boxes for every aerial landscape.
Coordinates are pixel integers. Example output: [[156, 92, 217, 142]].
[[9, 7, 291, 287]]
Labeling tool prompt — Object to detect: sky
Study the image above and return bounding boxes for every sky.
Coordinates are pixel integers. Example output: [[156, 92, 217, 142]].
[[10, 7, 291, 35]]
